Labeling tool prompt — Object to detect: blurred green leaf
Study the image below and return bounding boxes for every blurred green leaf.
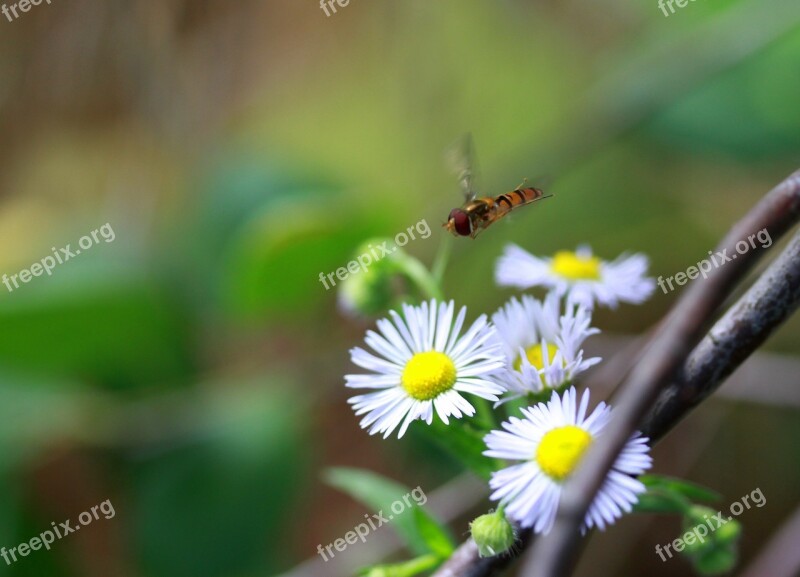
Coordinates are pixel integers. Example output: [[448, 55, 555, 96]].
[[691, 545, 738, 576], [131, 379, 309, 577], [358, 554, 441, 577], [411, 508, 455, 559], [325, 467, 455, 558], [0, 473, 20, 577], [0, 374, 101, 472], [191, 158, 396, 321], [641, 475, 721, 503], [420, 420, 499, 480], [0, 259, 192, 389], [647, 28, 800, 159], [633, 491, 688, 515], [221, 197, 391, 318]]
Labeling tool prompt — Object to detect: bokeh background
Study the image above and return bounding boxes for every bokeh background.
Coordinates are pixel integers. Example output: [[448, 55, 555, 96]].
[[0, 1, 799, 576]]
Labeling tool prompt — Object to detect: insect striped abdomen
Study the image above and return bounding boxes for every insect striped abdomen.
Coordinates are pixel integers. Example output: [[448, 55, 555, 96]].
[[515, 187, 544, 203]]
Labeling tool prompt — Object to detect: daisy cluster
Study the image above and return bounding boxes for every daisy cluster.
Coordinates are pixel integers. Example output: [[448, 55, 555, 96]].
[[345, 244, 655, 535]]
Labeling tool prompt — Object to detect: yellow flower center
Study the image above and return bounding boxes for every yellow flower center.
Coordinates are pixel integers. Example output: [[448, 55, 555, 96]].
[[535, 425, 593, 481], [551, 251, 601, 280], [401, 351, 457, 401], [514, 342, 560, 371]]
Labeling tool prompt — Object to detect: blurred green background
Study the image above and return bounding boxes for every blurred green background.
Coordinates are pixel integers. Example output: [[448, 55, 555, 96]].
[[0, 1, 798, 576]]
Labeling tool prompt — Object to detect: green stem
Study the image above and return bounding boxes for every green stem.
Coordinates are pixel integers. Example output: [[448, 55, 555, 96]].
[[369, 553, 441, 577], [395, 252, 444, 301], [472, 397, 499, 432], [431, 234, 453, 286], [402, 554, 442, 575]]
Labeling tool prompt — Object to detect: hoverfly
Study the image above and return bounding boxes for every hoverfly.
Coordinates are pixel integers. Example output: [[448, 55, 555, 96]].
[[443, 135, 551, 238]]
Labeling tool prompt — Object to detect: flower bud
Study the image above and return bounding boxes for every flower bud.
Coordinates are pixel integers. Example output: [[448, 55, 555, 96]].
[[714, 519, 742, 545], [685, 505, 717, 527], [470, 509, 516, 558], [681, 532, 708, 557], [337, 239, 399, 317], [692, 545, 738, 575]]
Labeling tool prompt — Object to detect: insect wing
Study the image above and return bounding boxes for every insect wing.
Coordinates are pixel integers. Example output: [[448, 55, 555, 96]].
[[445, 133, 481, 203]]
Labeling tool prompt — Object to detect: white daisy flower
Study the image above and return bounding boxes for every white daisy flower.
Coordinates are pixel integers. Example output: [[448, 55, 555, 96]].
[[491, 291, 601, 401], [346, 299, 506, 439], [495, 244, 655, 309], [484, 387, 652, 534]]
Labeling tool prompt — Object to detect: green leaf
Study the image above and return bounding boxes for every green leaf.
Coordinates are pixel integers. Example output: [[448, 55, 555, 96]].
[[0, 261, 192, 389], [131, 379, 310, 577], [324, 468, 455, 558], [358, 554, 441, 577], [692, 545, 738, 575], [411, 508, 455, 558], [0, 373, 105, 471], [640, 475, 722, 503], [633, 490, 689, 514], [420, 419, 500, 480], [192, 159, 396, 322]]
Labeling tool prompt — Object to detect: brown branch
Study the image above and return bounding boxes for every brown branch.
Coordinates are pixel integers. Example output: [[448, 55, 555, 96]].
[[431, 528, 533, 577], [523, 172, 800, 575], [521, 169, 800, 577], [642, 229, 800, 441], [584, 334, 800, 409]]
